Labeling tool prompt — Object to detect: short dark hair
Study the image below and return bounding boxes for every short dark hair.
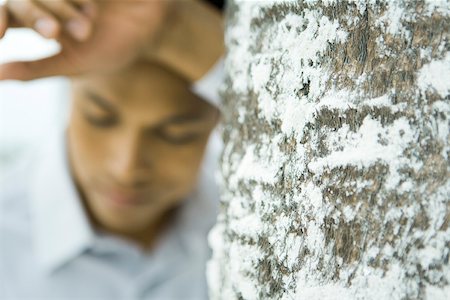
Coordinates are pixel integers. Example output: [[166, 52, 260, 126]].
[[205, 0, 225, 11]]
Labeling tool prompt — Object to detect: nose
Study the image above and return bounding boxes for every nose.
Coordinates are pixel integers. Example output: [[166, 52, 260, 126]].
[[110, 132, 152, 187]]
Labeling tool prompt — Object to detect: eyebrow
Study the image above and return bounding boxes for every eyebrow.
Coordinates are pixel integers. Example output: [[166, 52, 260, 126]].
[[84, 90, 117, 113]]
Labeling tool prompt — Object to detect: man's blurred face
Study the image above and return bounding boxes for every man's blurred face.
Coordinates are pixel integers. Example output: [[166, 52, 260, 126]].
[[68, 62, 219, 236]]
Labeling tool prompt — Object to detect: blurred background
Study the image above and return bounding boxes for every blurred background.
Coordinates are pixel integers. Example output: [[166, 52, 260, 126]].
[[0, 29, 69, 177]]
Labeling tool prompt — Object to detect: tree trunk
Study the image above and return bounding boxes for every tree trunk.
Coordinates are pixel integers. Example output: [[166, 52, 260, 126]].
[[208, 1, 450, 299]]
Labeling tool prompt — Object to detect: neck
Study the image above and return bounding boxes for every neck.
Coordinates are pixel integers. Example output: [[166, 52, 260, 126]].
[[117, 207, 179, 251]]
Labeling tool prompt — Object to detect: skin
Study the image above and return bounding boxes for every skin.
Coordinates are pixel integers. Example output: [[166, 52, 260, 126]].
[[68, 61, 219, 249]]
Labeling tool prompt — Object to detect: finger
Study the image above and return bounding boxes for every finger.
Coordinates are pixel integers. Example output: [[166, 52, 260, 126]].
[[0, 5, 7, 38], [70, 0, 97, 18], [1, 5, 21, 28], [0, 52, 78, 81], [7, 0, 60, 39], [36, 0, 93, 41]]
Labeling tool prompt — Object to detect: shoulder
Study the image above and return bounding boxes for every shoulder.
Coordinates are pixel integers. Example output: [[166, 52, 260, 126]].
[[0, 152, 39, 248], [0, 149, 41, 256], [0, 152, 45, 293], [0, 153, 37, 226]]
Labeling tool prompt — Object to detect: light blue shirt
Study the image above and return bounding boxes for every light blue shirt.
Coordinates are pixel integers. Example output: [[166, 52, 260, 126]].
[[0, 131, 220, 300]]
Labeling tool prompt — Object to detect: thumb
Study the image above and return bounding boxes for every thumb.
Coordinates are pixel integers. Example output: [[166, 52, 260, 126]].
[[0, 5, 7, 38], [0, 52, 78, 81]]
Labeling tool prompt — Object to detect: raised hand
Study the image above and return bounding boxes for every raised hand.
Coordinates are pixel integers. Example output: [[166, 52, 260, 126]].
[[0, 0, 96, 40], [0, 0, 171, 81]]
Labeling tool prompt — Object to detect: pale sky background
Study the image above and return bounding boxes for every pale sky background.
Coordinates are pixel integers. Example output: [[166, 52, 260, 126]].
[[0, 29, 69, 173]]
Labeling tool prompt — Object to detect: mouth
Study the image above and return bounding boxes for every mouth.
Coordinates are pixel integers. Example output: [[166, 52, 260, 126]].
[[97, 186, 151, 208]]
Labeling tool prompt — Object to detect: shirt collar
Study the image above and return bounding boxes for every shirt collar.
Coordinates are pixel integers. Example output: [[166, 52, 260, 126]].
[[30, 132, 95, 274]]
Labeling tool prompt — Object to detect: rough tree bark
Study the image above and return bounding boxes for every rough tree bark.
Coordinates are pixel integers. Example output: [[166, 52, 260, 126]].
[[207, 1, 449, 299]]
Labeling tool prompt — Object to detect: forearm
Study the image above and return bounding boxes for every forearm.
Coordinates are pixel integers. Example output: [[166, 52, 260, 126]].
[[146, 0, 224, 82]]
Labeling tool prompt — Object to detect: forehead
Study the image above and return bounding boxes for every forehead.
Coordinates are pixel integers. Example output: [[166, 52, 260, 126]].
[[71, 62, 214, 119]]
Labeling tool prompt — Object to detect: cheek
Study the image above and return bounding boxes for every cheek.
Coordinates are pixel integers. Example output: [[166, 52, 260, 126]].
[[68, 113, 110, 179], [156, 138, 209, 190]]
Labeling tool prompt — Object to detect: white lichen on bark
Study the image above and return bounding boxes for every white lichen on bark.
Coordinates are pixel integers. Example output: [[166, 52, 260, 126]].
[[208, 0, 450, 299]]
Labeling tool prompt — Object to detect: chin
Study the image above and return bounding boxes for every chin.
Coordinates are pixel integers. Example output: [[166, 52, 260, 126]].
[[86, 192, 158, 233], [98, 205, 158, 234], [83, 184, 188, 234]]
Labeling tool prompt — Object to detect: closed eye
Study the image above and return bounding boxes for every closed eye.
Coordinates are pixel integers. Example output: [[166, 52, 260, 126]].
[[155, 129, 202, 145], [84, 113, 118, 128]]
